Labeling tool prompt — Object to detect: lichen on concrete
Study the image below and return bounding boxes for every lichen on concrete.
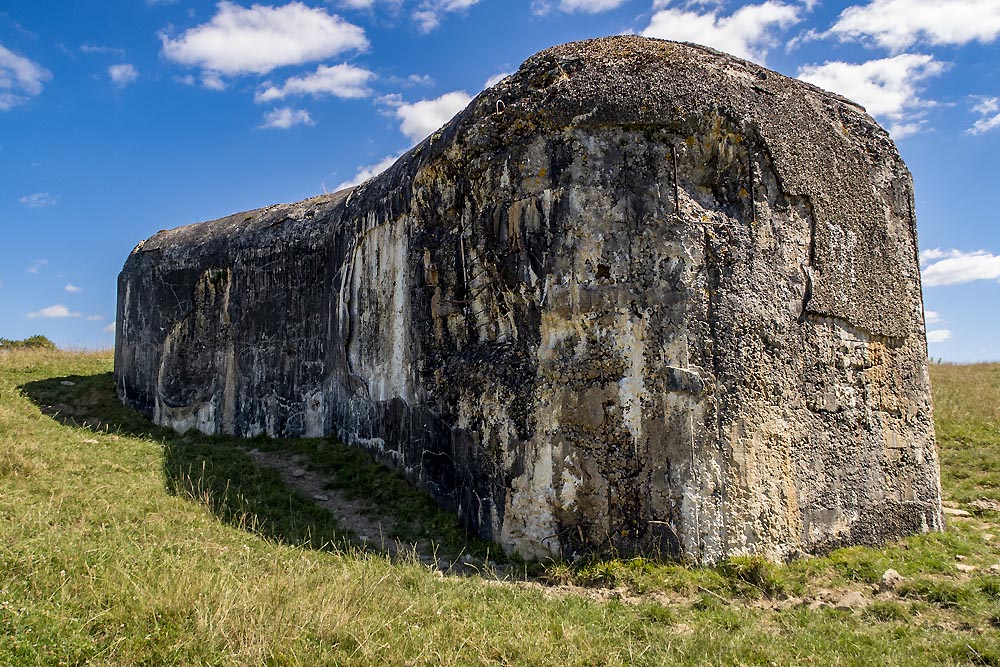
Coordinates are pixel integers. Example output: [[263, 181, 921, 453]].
[[115, 35, 943, 563]]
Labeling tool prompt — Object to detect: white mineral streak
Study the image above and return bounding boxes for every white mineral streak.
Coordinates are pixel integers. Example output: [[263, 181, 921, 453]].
[[348, 212, 414, 403], [615, 310, 647, 451], [500, 435, 560, 558], [302, 390, 326, 438]]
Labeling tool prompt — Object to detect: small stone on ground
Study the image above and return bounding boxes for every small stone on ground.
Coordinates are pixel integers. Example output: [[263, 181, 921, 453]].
[[879, 569, 902, 592], [969, 499, 1000, 513], [835, 591, 869, 612]]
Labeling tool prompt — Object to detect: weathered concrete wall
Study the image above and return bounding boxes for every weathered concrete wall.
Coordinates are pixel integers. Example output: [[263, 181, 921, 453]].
[[115, 36, 943, 563]]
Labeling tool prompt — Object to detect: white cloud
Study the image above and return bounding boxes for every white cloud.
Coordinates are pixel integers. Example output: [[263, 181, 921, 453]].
[[967, 96, 1000, 135], [390, 91, 472, 143], [829, 0, 1000, 51], [260, 106, 314, 129], [641, 1, 801, 64], [412, 0, 480, 33], [255, 64, 374, 102], [336, 154, 401, 190], [0, 43, 51, 111], [27, 304, 81, 319], [532, 0, 626, 13], [26, 259, 47, 274], [405, 73, 433, 86], [883, 121, 925, 139], [109, 63, 138, 87], [80, 44, 126, 57], [85, 314, 103, 321], [797, 54, 945, 138], [924, 310, 942, 325], [201, 71, 227, 91], [340, 0, 404, 9], [927, 329, 952, 343], [411, 10, 441, 31], [19, 192, 59, 207], [920, 249, 1000, 286], [64, 283, 83, 293], [160, 1, 367, 77], [103, 321, 116, 335], [484, 71, 513, 88], [386, 73, 434, 87]]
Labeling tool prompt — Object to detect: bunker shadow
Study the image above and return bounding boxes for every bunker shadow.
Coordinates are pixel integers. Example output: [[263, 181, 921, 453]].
[[18, 370, 388, 554], [18, 369, 701, 585]]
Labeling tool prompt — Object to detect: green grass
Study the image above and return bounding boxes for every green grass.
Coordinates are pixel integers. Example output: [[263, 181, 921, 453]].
[[931, 363, 1000, 513], [1, 350, 999, 665]]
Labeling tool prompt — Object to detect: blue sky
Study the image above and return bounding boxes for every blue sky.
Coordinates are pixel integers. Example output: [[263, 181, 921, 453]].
[[1, 0, 998, 360]]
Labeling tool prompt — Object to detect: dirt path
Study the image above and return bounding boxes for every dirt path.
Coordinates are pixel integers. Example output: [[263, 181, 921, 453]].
[[247, 448, 412, 556], [246, 447, 505, 577]]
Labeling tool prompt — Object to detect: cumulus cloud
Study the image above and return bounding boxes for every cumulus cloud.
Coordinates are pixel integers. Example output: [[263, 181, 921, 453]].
[[532, 0, 626, 14], [0, 43, 52, 111], [160, 1, 367, 78], [927, 329, 952, 343], [336, 154, 401, 190], [412, 0, 480, 33], [924, 310, 942, 325], [109, 63, 138, 87], [19, 192, 59, 207], [388, 90, 472, 143], [920, 248, 1000, 286], [829, 0, 1000, 51], [103, 321, 116, 335], [260, 106, 314, 129], [797, 54, 945, 138], [27, 304, 81, 319], [641, 1, 801, 64], [26, 259, 47, 274], [85, 314, 103, 321], [255, 64, 374, 102], [64, 283, 83, 293], [967, 96, 1000, 135]]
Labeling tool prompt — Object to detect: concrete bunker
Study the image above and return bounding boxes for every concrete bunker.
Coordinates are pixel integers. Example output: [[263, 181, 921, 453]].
[[115, 36, 944, 563]]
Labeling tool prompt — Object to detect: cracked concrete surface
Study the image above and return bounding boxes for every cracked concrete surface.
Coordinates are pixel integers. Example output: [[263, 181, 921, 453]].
[[115, 36, 943, 564]]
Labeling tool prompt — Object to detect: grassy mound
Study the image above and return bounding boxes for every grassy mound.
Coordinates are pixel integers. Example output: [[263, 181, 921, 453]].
[[0, 335, 56, 351], [1, 350, 998, 666]]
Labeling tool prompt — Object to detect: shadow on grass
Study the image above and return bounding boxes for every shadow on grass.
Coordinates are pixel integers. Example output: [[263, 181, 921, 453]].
[[19, 370, 356, 551], [18, 369, 496, 561]]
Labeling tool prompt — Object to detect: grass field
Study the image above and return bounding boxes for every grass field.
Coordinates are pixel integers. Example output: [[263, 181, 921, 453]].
[[2, 349, 999, 666]]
